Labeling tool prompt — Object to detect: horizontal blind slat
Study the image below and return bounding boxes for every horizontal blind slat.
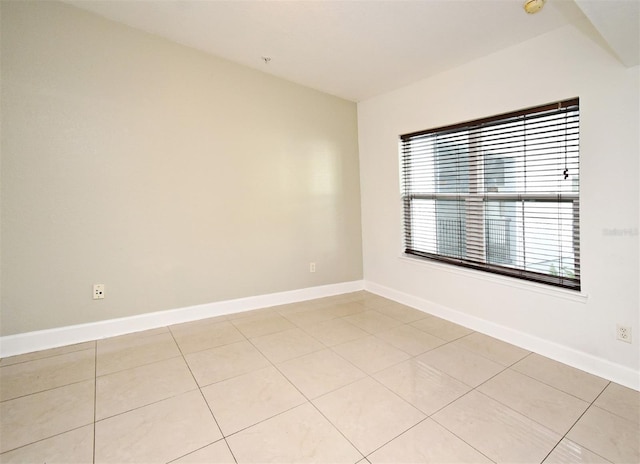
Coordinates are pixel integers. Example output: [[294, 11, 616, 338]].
[[401, 99, 580, 289]]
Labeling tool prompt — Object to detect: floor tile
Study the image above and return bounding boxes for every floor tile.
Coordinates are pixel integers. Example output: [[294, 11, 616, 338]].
[[283, 306, 341, 327], [324, 301, 366, 318], [301, 318, 369, 346], [170, 319, 244, 354], [313, 377, 425, 455], [171, 440, 236, 463], [410, 315, 473, 341], [452, 332, 530, 366], [315, 293, 362, 307], [96, 356, 197, 420], [97, 331, 180, 376], [359, 295, 397, 310], [593, 382, 640, 424], [342, 311, 403, 334], [100, 326, 168, 341], [0, 341, 95, 367], [415, 343, 504, 387], [274, 300, 319, 317], [433, 390, 560, 463], [375, 324, 446, 356], [566, 405, 639, 464], [478, 369, 589, 434], [278, 349, 367, 399], [227, 403, 362, 463], [337, 291, 369, 303], [170, 315, 227, 329], [373, 302, 428, 323], [95, 390, 221, 463], [251, 328, 324, 364], [185, 340, 269, 387], [225, 307, 275, 321], [374, 359, 471, 415], [544, 438, 612, 463], [512, 353, 608, 402], [0, 424, 94, 464], [3, 291, 637, 464], [368, 418, 492, 463], [0, 380, 94, 453], [201, 366, 305, 435], [231, 313, 295, 338], [333, 336, 410, 374], [305, 296, 341, 307], [0, 348, 95, 401]]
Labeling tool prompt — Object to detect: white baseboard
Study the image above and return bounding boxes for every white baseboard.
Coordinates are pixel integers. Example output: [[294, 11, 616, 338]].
[[364, 281, 640, 391], [0, 280, 364, 359], [4, 278, 637, 391]]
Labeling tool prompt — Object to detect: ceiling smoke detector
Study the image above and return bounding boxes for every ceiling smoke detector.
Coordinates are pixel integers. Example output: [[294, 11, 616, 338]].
[[524, 0, 546, 14]]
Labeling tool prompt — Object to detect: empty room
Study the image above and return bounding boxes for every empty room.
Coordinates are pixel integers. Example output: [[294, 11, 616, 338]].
[[0, 0, 638, 463]]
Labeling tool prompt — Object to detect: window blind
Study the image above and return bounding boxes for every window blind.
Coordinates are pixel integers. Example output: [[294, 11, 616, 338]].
[[400, 98, 580, 290]]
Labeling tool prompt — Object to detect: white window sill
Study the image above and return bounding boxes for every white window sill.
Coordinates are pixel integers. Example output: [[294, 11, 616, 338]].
[[399, 254, 589, 303]]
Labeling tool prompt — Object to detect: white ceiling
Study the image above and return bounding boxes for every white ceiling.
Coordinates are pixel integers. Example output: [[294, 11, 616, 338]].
[[67, 0, 639, 102], [575, 0, 639, 67]]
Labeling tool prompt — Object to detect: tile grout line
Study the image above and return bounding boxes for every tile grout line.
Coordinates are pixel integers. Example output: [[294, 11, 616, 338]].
[[188, 302, 370, 458], [0, 347, 98, 403], [167, 326, 239, 464], [441, 332, 532, 368], [0, 349, 98, 457], [362, 338, 499, 463], [94, 330, 180, 377], [366, 414, 497, 464], [445, 358, 561, 463], [0, 377, 97, 404], [428, 367, 611, 464], [236, 306, 376, 459], [470, 358, 608, 441], [239, 318, 368, 462], [160, 300, 620, 459], [275, 302, 449, 459], [3, 292, 633, 463], [0, 344, 96, 369], [95, 353, 183, 379], [509, 352, 609, 404], [90, 325, 236, 453], [426, 386, 502, 464], [292, 304, 479, 459], [310, 307, 500, 461], [92, 387, 202, 423], [351, 320, 526, 463], [0, 425, 94, 457], [538, 381, 614, 464]]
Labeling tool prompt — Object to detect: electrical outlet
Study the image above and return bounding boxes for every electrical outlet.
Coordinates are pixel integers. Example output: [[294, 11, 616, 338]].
[[93, 284, 105, 300], [309, 262, 316, 273], [616, 325, 631, 343]]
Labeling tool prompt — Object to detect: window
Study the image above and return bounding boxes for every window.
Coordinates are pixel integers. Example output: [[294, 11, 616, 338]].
[[400, 98, 580, 290]]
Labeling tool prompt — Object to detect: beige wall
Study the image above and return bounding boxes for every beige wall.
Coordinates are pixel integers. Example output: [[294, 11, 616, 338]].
[[0, 1, 362, 336], [358, 24, 639, 383]]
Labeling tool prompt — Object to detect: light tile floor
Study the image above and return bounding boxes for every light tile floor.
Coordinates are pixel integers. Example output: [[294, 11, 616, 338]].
[[1, 291, 638, 463]]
